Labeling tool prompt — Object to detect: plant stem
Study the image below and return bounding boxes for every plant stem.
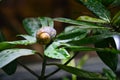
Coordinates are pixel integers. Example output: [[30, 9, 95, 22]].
[[17, 61, 39, 78], [45, 53, 78, 78], [39, 55, 47, 80]]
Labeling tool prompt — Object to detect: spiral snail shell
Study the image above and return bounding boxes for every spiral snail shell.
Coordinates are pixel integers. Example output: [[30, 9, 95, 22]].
[[36, 26, 56, 45]]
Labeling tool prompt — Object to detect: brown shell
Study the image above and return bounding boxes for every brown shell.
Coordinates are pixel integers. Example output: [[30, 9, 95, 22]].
[[36, 26, 56, 44]]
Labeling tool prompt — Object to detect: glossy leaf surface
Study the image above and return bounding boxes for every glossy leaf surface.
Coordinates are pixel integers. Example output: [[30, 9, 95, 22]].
[[23, 17, 41, 36], [98, 0, 114, 6], [0, 32, 17, 75], [45, 42, 70, 59], [2, 61, 17, 75], [77, 0, 111, 22], [95, 38, 118, 71], [62, 44, 120, 54], [23, 17, 54, 36], [9, 35, 37, 45], [38, 17, 54, 27], [0, 35, 36, 51], [54, 18, 106, 28], [56, 29, 87, 40], [0, 49, 36, 68], [77, 16, 107, 23], [52, 64, 107, 80], [68, 32, 120, 45]]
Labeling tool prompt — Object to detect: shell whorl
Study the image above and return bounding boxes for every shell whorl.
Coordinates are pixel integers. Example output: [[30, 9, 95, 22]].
[[36, 26, 56, 44]]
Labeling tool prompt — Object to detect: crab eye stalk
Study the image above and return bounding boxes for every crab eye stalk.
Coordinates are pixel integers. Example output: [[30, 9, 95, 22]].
[[36, 26, 56, 45]]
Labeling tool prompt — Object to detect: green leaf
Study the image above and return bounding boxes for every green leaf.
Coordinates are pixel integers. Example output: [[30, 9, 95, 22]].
[[23, 17, 54, 36], [77, 0, 111, 22], [11, 35, 37, 45], [45, 42, 70, 59], [0, 49, 36, 68], [0, 32, 17, 75], [56, 29, 87, 40], [111, 11, 120, 26], [54, 18, 107, 28], [98, 0, 114, 6], [95, 38, 118, 71], [77, 16, 107, 23], [62, 44, 120, 54], [103, 68, 117, 80], [51, 64, 107, 80], [38, 17, 54, 27], [68, 32, 120, 45], [111, 0, 120, 7], [23, 17, 41, 36], [2, 60, 17, 75], [0, 35, 36, 51]]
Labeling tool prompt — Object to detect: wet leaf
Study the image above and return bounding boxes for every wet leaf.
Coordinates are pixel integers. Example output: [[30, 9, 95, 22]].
[[23, 17, 41, 36], [23, 17, 54, 36], [54, 18, 106, 28], [0, 32, 17, 75], [45, 42, 70, 59], [68, 32, 120, 45], [0, 49, 36, 68], [77, 16, 107, 23], [95, 38, 118, 71], [0, 35, 36, 51], [98, 0, 114, 6], [2, 61, 17, 75], [77, 0, 111, 22], [38, 17, 54, 27], [51, 64, 107, 80], [56, 29, 87, 40]]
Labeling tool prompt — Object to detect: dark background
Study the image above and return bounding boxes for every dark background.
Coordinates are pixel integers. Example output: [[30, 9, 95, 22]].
[[0, 0, 120, 80]]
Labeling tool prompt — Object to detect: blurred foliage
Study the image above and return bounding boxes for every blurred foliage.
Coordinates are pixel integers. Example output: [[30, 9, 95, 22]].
[[0, 0, 120, 80]]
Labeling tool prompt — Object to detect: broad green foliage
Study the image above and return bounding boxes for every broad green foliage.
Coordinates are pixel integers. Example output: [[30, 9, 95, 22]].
[[52, 64, 107, 80], [77, 0, 111, 22], [8, 35, 36, 45], [23, 17, 41, 36], [38, 17, 54, 27], [2, 61, 17, 75], [95, 38, 118, 71], [0, 35, 36, 51], [77, 16, 107, 23], [0, 3, 120, 79], [0, 49, 36, 68], [23, 17, 54, 36], [56, 29, 87, 40], [54, 18, 107, 28], [98, 0, 114, 6], [67, 32, 120, 45], [58, 43, 120, 53], [45, 42, 70, 59], [0, 32, 17, 75]]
